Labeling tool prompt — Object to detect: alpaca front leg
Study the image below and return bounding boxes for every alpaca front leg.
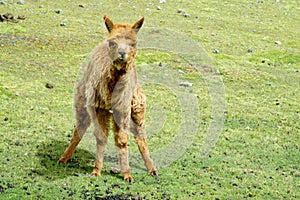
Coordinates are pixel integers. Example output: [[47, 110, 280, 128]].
[[91, 134, 108, 176], [113, 121, 132, 182], [116, 142, 131, 182]]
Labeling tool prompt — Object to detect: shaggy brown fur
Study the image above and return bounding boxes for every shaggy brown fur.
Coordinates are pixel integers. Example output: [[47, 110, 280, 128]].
[[58, 16, 157, 182]]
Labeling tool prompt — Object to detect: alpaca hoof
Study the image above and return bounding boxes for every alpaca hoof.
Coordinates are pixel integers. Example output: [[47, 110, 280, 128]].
[[90, 171, 100, 177], [57, 158, 66, 164], [150, 169, 158, 176], [124, 175, 133, 183], [110, 166, 121, 174]]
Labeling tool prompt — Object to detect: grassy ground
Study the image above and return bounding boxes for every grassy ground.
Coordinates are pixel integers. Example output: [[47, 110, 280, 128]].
[[0, 0, 299, 199]]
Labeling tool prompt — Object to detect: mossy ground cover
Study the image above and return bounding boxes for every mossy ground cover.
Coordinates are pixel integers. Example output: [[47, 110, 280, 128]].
[[0, 0, 299, 199]]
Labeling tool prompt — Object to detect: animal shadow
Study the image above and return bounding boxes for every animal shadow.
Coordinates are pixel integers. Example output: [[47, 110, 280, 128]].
[[32, 139, 95, 181]]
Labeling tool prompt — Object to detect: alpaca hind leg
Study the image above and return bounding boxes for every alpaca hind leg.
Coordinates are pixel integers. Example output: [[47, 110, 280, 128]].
[[91, 109, 110, 176], [130, 120, 157, 176], [58, 126, 87, 163], [58, 93, 91, 163]]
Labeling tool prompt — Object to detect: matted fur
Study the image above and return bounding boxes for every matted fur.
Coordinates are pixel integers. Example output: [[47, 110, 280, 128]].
[[58, 16, 157, 182]]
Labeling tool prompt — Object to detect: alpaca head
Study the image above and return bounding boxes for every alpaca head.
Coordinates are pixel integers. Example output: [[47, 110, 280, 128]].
[[104, 16, 144, 64]]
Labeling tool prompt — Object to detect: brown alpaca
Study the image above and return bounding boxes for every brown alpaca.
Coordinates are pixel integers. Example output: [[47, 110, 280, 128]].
[[58, 16, 157, 182]]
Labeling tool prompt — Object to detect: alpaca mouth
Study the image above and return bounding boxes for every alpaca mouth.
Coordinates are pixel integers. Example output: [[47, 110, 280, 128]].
[[118, 57, 125, 61], [118, 50, 127, 62], [118, 55, 127, 62]]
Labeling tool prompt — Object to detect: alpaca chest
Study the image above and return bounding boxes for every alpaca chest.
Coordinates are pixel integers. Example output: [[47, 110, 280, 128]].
[[94, 75, 134, 111]]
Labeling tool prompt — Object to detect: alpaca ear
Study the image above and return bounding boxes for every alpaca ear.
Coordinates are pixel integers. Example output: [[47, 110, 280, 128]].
[[132, 17, 144, 33], [104, 15, 114, 33]]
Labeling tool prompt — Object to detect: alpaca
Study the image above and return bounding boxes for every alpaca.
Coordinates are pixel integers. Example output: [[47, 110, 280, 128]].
[[58, 16, 157, 182]]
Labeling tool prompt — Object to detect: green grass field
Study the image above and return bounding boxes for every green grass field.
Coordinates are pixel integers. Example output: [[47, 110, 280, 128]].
[[0, 0, 299, 199]]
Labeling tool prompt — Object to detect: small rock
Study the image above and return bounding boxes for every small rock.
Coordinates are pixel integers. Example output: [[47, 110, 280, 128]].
[[274, 41, 282, 45], [0, 15, 5, 22], [178, 69, 185, 74], [3, 13, 14, 20], [0, 185, 5, 193], [159, 0, 166, 3], [157, 6, 162, 10], [213, 49, 220, 54], [131, 195, 143, 200], [106, 189, 112, 194], [45, 82, 54, 89], [79, 4, 85, 8], [179, 81, 193, 87], [158, 62, 166, 67], [110, 166, 121, 174], [68, 191, 74, 196], [17, 15, 26, 20], [266, 82, 273, 86], [17, 0, 24, 5], [47, 126, 54, 131], [232, 183, 238, 187], [60, 22, 66, 26], [55, 9, 63, 14], [4, 117, 8, 121], [247, 49, 253, 53], [184, 13, 190, 18], [111, 183, 121, 189], [211, 32, 216, 36], [262, 58, 270, 63], [262, 36, 269, 40], [177, 9, 185, 14]]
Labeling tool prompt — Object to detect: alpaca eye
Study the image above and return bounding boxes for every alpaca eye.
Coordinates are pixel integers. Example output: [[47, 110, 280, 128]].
[[109, 41, 117, 48], [130, 43, 136, 48]]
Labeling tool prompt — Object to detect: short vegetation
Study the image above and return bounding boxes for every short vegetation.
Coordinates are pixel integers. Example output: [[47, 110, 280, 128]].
[[0, 0, 299, 199]]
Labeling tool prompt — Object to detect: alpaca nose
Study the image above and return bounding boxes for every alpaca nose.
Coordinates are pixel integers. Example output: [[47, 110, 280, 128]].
[[119, 50, 126, 58]]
